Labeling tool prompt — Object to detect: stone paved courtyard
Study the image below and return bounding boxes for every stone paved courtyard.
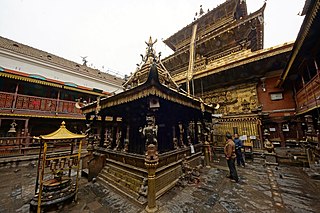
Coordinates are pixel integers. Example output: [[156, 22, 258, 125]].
[[1, 156, 320, 213]]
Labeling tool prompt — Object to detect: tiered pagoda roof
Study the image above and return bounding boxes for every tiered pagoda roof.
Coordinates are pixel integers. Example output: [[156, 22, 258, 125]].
[[162, 0, 266, 76], [123, 37, 179, 91], [82, 38, 214, 115]]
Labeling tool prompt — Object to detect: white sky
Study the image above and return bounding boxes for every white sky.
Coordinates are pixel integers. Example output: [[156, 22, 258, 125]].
[[0, 0, 305, 77]]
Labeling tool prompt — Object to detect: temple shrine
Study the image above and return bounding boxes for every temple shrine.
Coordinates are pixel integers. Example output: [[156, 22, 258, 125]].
[[82, 37, 214, 209]]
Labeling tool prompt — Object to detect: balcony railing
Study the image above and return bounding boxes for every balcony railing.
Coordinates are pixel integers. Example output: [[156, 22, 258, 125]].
[[0, 91, 82, 114], [0, 136, 33, 157], [296, 72, 320, 113], [0, 136, 88, 157]]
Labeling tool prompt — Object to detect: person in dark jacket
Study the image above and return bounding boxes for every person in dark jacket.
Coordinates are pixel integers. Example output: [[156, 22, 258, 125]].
[[234, 134, 245, 167], [224, 133, 239, 182]]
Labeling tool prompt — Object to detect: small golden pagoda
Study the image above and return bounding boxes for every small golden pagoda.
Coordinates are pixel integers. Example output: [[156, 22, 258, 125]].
[[30, 121, 85, 213]]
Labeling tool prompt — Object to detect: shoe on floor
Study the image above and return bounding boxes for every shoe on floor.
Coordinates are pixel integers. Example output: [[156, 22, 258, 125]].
[[230, 179, 239, 183]]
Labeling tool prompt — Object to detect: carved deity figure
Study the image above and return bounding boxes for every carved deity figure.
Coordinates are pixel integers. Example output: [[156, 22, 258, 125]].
[[114, 131, 122, 151], [104, 129, 112, 149], [173, 138, 179, 149], [141, 116, 158, 152], [178, 123, 186, 148], [123, 139, 129, 152], [146, 144, 158, 161], [138, 178, 148, 199]]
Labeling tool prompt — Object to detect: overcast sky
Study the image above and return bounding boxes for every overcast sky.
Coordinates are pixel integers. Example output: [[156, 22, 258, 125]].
[[0, 0, 305, 77]]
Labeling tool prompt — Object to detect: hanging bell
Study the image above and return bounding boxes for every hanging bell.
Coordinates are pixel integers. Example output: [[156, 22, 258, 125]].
[[8, 120, 17, 133]]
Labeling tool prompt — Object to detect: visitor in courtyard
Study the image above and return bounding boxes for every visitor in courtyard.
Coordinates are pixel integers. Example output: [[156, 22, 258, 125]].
[[224, 133, 239, 183], [234, 134, 245, 167]]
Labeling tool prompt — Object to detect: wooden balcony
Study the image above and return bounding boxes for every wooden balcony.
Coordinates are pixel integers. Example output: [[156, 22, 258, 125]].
[[0, 136, 88, 157], [296, 72, 320, 114], [0, 136, 34, 157], [0, 91, 82, 116]]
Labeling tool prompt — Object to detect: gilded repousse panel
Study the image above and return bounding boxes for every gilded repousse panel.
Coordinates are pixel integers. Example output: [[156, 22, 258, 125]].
[[201, 83, 258, 115]]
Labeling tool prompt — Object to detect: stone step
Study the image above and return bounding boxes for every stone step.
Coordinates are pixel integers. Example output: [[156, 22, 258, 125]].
[[97, 173, 146, 206], [99, 169, 141, 193]]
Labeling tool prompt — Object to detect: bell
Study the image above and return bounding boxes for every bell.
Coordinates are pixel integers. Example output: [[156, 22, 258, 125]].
[[8, 120, 17, 133], [8, 127, 16, 133]]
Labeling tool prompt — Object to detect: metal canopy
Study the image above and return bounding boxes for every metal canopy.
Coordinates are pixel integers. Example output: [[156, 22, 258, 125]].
[[38, 121, 86, 140]]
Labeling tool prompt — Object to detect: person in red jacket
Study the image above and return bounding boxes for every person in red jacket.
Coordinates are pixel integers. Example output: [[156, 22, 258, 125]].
[[224, 133, 239, 183]]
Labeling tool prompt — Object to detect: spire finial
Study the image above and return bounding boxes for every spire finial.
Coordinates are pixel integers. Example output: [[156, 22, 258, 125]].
[[61, 121, 66, 127], [146, 36, 157, 48]]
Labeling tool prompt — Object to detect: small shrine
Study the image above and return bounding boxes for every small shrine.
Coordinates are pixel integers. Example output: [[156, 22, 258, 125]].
[[82, 37, 214, 211], [30, 121, 85, 213]]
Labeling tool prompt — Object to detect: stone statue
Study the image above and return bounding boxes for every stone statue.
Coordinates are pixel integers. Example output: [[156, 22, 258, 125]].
[[138, 178, 148, 197], [180, 155, 200, 184], [264, 138, 274, 153]]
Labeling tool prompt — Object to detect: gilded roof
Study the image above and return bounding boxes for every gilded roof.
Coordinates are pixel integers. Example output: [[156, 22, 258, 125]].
[[172, 42, 294, 83], [0, 36, 124, 86], [163, 0, 247, 51], [38, 121, 86, 140]]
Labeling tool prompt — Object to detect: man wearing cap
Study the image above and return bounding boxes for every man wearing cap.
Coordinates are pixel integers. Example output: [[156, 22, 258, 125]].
[[224, 133, 239, 183]]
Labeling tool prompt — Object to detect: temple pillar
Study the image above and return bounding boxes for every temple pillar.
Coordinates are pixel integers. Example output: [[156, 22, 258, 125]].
[[278, 122, 285, 147], [123, 124, 130, 152], [145, 144, 159, 213], [172, 125, 178, 149], [203, 140, 211, 168], [99, 115, 106, 147], [11, 83, 19, 112]]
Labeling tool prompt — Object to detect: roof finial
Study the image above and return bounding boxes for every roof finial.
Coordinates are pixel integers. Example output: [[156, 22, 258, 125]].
[[199, 5, 204, 16], [81, 56, 88, 66], [194, 5, 206, 20], [61, 121, 66, 127], [144, 36, 158, 62], [145, 36, 157, 48]]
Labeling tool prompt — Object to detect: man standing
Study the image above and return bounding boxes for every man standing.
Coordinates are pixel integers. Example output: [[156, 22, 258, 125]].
[[224, 133, 239, 183], [234, 134, 245, 167]]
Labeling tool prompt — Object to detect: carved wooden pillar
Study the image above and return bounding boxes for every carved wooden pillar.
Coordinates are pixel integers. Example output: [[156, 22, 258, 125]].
[[99, 115, 106, 147], [172, 125, 178, 149], [145, 144, 159, 213], [55, 90, 60, 114], [25, 118, 30, 146], [11, 83, 19, 112], [123, 124, 130, 152], [203, 140, 210, 168], [278, 122, 285, 147]]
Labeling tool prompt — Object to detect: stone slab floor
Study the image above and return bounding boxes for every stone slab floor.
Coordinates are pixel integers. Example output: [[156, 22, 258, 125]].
[[1, 157, 320, 213]]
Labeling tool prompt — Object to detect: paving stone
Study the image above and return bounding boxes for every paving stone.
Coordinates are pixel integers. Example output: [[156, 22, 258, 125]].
[[1, 157, 320, 212], [87, 200, 102, 211]]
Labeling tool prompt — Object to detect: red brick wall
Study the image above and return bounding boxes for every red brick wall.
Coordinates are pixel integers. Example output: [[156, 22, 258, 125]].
[[257, 76, 296, 117]]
